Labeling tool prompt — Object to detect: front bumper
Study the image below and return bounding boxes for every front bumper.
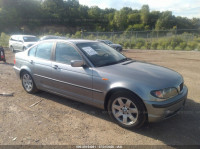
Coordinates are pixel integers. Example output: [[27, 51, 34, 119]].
[[144, 85, 188, 122]]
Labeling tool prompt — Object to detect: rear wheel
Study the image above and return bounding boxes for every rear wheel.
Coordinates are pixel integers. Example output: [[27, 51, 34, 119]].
[[108, 91, 146, 129], [21, 71, 38, 94]]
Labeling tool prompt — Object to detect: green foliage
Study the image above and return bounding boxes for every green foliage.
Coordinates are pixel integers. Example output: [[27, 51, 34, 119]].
[[81, 30, 200, 51], [54, 32, 63, 36], [141, 5, 150, 25], [179, 42, 187, 50], [113, 8, 132, 30], [187, 41, 198, 50], [0, 32, 10, 47], [157, 39, 168, 49], [0, 0, 199, 34], [123, 42, 130, 49], [71, 31, 82, 38], [198, 44, 200, 51], [126, 24, 145, 31], [174, 46, 183, 50], [1, 0, 199, 51], [145, 41, 151, 49], [168, 37, 184, 49], [155, 11, 175, 30], [151, 42, 159, 50], [135, 38, 145, 49], [130, 42, 136, 49], [66, 33, 71, 38], [127, 13, 141, 25]]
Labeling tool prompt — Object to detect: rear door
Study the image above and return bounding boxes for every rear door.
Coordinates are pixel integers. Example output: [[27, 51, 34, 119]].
[[51, 42, 93, 103], [33, 41, 55, 91], [26, 45, 37, 75]]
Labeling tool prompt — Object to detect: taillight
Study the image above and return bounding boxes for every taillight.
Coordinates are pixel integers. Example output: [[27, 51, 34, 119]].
[[14, 57, 16, 64]]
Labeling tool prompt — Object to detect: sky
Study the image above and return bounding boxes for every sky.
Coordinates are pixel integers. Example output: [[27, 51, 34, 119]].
[[79, 0, 200, 18]]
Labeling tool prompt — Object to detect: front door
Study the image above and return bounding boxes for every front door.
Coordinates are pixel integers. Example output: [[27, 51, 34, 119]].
[[51, 42, 93, 103], [33, 41, 55, 91]]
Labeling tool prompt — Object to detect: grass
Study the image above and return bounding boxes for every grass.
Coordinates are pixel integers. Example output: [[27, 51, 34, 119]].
[[1, 32, 199, 51]]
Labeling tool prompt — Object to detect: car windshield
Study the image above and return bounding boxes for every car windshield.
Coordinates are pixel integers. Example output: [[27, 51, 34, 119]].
[[23, 37, 38, 42], [43, 36, 60, 40], [76, 42, 127, 67], [104, 40, 113, 44]]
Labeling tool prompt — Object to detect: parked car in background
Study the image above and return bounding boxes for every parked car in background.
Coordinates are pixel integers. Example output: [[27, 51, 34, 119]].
[[97, 39, 123, 52], [9, 35, 39, 52], [40, 35, 67, 41], [13, 39, 188, 129]]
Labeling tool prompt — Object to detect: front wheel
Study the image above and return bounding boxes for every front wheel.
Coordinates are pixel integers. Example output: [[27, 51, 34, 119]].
[[108, 91, 147, 129], [21, 71, 38, 94]]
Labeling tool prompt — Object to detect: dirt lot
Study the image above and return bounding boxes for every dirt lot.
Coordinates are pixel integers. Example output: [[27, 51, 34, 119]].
[[0, 49, 200, 146]]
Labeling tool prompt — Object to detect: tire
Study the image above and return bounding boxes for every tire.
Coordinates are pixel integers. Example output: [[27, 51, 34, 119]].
[[108, 91, 147, 129], [21, 71, 38, 94], [10, 46, 15, 53]]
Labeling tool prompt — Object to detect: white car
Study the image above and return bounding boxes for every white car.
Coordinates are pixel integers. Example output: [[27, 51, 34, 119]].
[[9, 35, 39, 52]]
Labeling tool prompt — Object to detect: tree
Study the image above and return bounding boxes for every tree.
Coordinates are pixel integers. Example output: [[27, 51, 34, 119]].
[[0, 0, 199, 33], [155, 11, 176, 30], [141, 5, 150, 25], [127, 13, 141, 25], [114, 7, 132, 30], [191, 18, 200, 29], [149, 11, 161, 29]]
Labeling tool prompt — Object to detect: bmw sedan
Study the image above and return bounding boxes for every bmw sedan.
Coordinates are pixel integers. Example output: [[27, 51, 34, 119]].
[[13, 39, 188, 129]]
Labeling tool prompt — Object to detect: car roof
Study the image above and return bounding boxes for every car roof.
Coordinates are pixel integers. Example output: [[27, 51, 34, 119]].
[[41, 35, 61, 38], [97, 39, 110, 42], [11, 35, 36, 37], [40, 35, 67, 40], [40, 39, 98, 44]]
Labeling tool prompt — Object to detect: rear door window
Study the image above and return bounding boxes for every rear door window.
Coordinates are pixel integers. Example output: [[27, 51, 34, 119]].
[[35, 42, 54, 60], [28, 46, 37, 57]]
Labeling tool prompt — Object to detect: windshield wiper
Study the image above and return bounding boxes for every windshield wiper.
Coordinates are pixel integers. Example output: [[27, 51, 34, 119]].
[[97, 61, 119, 67], [117, 58, 131, 64], [97, 58, 130, 67]]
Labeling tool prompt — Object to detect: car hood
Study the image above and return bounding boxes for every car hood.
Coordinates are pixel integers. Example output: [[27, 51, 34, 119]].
[[94, 60, 183, 89]]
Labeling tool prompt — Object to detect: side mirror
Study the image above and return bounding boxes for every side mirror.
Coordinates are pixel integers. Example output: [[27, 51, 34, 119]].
[[19, 40, 23, 43], [71, 60, 85, 67]]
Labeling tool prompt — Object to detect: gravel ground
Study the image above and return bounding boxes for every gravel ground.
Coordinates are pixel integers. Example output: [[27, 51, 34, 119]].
[[0, 49, 200, 146]]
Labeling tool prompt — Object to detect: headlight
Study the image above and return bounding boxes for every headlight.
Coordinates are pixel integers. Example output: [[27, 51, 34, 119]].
[[151, 87, 178, 101]]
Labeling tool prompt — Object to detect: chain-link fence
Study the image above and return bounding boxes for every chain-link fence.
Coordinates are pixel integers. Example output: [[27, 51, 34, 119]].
[[81, 29, 200, 50]]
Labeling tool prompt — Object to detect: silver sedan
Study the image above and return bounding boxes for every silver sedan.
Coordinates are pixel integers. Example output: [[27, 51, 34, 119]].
[[13, 39, 188, 129]]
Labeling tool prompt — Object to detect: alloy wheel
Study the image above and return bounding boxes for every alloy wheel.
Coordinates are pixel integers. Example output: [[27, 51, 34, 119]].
[[112, 97, 138, 125], [22, 73, 33, 92]]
